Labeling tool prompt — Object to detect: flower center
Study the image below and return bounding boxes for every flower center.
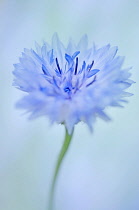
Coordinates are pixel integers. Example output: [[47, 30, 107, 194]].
[[41, 54, 100, 99], [64, 87, 71, 93]]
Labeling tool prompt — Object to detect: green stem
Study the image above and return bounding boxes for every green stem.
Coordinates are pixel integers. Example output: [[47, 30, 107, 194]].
[[48, 127, 74, 210]]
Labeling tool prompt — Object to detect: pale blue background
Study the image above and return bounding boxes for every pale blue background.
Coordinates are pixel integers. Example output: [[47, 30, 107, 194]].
[[0, 0, 139, 210]]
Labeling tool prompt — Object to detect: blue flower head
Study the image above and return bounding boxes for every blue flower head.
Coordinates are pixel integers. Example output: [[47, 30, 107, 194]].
[[13, 34, 134, 134]]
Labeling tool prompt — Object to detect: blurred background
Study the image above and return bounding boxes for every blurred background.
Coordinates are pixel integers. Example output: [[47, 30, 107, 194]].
[[0, 0, 139, 209]]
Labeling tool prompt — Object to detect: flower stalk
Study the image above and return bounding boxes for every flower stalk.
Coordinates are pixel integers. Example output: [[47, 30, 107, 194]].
[[48, 127, 74, 210]]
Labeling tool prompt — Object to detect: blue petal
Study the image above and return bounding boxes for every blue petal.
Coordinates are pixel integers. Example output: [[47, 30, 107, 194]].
[[96, 109, 111, 121], [122, 92, 133, 97], [32, 50, 43, 63], [48, 49, 54, 64], [77, 34, 88, 50], [53, 76, 60, 88], [52, 33, 65, 64], [55, 69, 62, 77], [82, 61, 86, 69], [118, 81, 132, 89], [42, 64, 50, 76], [72, 51, 80, 59], [65, 54, 73, 64], [78, 61, 86, 74], [41, 44, 47, 57], [87, 69, 100, 78]]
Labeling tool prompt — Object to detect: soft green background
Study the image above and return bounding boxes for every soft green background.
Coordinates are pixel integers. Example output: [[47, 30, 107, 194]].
[[0, 0, 139, 210]]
